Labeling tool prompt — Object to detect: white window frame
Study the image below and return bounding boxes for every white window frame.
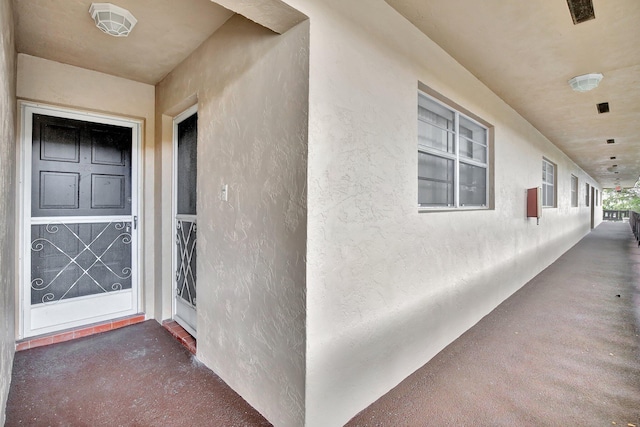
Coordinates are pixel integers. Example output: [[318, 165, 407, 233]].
[[570, 174, 578, 207], [585, 183, 590, 207], [418, 91, 490, 210], [542, 158, 556, 208]]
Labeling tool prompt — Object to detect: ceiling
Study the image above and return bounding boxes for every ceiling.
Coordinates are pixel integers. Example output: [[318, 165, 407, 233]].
[[13, 0, 234, 84], [385, 0, 640, 188], [13, 1, 640, 188]]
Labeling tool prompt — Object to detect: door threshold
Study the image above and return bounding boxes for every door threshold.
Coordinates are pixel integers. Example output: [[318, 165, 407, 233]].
[[16, 314, 146, 351], [162, 320, 196, 354]]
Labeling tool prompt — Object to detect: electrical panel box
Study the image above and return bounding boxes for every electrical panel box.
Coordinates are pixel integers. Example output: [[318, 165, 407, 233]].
[[527, 187, 542, 223]]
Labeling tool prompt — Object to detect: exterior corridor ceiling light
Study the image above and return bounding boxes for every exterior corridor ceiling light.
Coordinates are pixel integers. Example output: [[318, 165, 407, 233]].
[[89, 3, 137, 37], [568, 73, 603, 92]]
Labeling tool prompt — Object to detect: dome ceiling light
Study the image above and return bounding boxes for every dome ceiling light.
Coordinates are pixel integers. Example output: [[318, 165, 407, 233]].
[[568, 73, 603, 92], [89, 3, 137, 37]]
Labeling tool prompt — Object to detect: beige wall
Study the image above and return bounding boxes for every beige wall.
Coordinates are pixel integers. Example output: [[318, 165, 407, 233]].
[[16, 54, 157, 320], [0, 0, 16, 422], [267, 0, 603, 425], [156, 15, 308, 427]]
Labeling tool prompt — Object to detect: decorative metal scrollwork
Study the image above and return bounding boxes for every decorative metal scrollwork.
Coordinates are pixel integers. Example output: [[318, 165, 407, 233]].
[[30, 221, 132, 304], [176, 219, 197, 307]]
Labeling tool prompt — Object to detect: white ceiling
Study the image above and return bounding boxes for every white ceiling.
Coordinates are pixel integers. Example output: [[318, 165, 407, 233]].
[[385, 0, 640, 188], [13, 1, 640, 188], [13, 0, 234, 84]]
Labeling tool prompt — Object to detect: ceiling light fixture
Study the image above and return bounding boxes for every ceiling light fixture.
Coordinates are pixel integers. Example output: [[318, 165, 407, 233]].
[[568, 73, 603, 92], [89, 3, 137, 37]]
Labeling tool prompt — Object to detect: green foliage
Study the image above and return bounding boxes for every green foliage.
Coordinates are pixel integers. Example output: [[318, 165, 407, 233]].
[[603, 181, 640, 211]]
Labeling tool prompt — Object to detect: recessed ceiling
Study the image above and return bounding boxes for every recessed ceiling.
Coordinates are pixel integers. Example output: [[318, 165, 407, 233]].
[[385, 0, 640, 188], [14, 0, 234, 84]]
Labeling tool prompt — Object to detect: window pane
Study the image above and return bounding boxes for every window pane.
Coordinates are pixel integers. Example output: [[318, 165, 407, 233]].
[[418, 95, 455, 154], [543, 161, 554, 183], [459, 162, 487, 206], [543, 183, 554, 207], [418, 94, 454, 130], [418, 152, 454, 206], [459, 138, 487, 163], [542, 160, 555, 207], [459, 116, 486, 145], [419, 121, 455, 154]]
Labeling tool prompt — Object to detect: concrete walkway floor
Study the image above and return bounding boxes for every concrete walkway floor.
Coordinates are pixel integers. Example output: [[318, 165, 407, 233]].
[[347, 221, 640, 426], [5, 222, 640, 426], [6, 321, 272, 426]]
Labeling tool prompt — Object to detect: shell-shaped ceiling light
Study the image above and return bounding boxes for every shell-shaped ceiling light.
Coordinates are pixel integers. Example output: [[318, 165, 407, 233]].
[[568, 73, 603, 92], [89, 3, 137, 37]]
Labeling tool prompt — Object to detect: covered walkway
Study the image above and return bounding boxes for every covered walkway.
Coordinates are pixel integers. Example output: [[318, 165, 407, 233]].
[[348, 221, 640, 426], [5, 222, 640, 426]]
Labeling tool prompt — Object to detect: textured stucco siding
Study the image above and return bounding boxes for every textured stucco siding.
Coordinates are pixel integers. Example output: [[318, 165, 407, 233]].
[[156, 15, 308, 427], [282, 0, 604, 425], [0, 0, 16, 423]]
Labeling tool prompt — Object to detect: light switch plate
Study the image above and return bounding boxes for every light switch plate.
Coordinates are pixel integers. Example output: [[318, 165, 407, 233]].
[[221, 184, 228, 201]]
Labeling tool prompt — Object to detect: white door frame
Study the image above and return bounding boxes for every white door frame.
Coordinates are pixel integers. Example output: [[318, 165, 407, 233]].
[[172, 104, 198, 337], [18, 102, 143, 339]]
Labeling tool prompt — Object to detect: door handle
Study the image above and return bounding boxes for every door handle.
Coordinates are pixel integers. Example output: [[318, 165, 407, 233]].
[[134, 216, 138, 230]]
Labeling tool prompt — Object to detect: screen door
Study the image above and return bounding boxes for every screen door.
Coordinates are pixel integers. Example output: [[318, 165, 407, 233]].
[[173, 108, 197, 336], [23, 108, 139, 337]]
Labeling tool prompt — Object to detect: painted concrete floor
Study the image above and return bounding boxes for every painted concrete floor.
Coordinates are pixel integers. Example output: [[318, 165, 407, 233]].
[[6, 321, 272, 426], [6, 222, 640, 426]]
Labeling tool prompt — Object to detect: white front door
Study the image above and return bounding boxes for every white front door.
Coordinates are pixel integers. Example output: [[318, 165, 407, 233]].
[[172, 106, 198, 337], [21, 104, 140, 338]]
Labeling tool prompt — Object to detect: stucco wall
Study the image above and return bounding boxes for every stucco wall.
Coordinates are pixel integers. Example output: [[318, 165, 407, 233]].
[[16, 54, 157, 319], [156, 15, 308, 427], [273, 1, 603, 425], [0, 0, 16, 422]]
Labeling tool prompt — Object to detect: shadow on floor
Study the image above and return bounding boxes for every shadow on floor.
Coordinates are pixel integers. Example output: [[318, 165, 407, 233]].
[[6, 321, 272, 427]]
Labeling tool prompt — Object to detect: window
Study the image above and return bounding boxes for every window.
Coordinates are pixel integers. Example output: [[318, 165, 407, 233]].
[[542, 158, 556, 207], [585, 183, 590, 206], [570, 175, 578, 207], [418, 92, 489, 208]]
